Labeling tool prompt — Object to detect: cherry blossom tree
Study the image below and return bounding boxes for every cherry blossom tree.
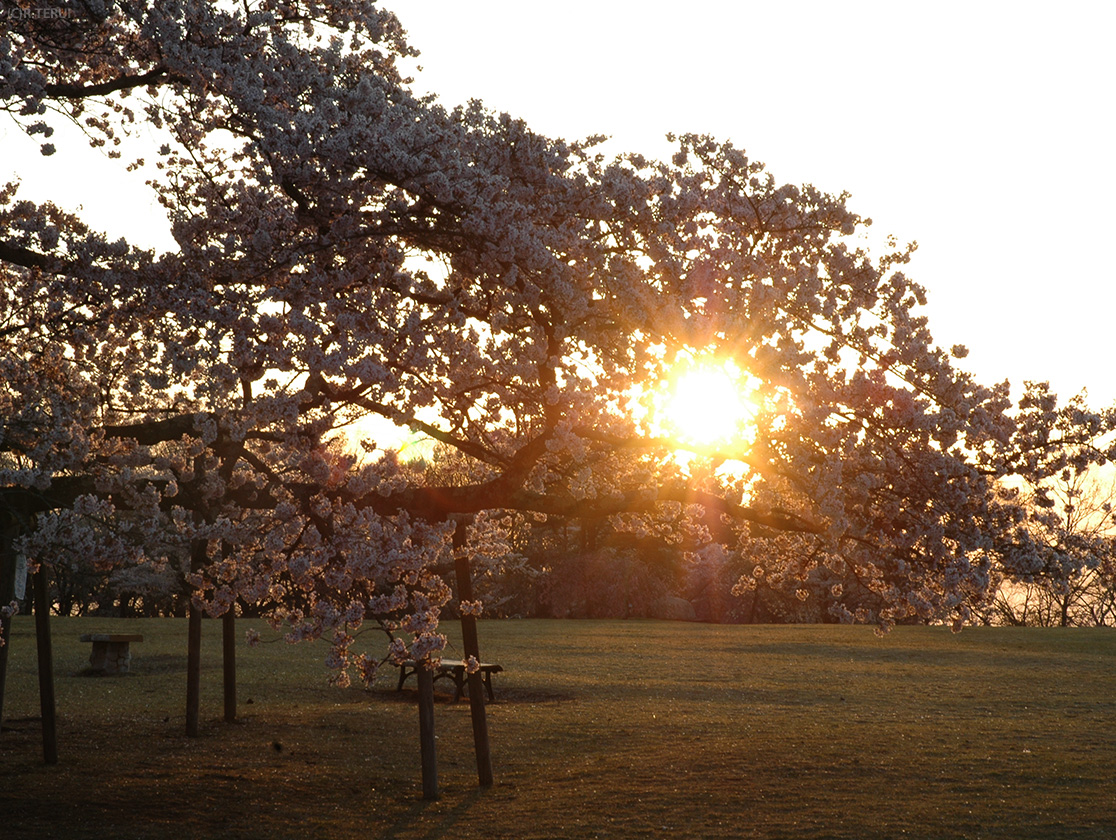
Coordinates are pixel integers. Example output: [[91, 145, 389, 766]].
[[983, 385, 1116, 626], [3, 0, 1114, 701]]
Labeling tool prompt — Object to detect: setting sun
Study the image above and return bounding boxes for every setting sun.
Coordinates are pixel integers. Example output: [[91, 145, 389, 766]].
[[661, 359, 758, 449]]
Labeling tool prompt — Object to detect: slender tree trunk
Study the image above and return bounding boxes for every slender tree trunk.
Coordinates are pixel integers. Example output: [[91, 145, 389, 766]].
[[453, 518, 493, 788], [746, 582, 760, 624], [33, 567, 57, 764], [222, 609, 236, 722], [186, 603, 202, 736], [0, 611, 9, 730], [185, 535, 206, 737], [0, 612, 9, 732], [0, 512, 20, 729], [417, 666, 438, 800]]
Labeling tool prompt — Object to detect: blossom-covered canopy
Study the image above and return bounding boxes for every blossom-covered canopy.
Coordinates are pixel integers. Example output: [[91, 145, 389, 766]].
[[3, 1, 1111, 675]]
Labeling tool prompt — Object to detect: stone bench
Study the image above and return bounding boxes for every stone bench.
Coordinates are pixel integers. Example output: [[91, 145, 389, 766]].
[[79, 633, 144, 674]]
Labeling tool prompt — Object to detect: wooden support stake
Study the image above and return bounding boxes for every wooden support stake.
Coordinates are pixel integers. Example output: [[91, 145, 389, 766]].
[[0, 510, 17, 727], [453, 518, 494, 787], [417, 665, 439, 801], [185, 532, 207, 738], [222, 610, 236, 723], [0, 513, 19, 729], [466, 669, 493, 787], [185, 604, 202, 737], [32, 567, 57, 764], [0, 611, 10, 731]]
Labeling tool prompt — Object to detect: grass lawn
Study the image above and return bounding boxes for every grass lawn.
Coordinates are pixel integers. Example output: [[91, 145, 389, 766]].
[[1, 617, 1115, 839]]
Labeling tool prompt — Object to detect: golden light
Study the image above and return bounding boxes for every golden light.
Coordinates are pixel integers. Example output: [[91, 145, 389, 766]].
[[660, 358, 758, 449]]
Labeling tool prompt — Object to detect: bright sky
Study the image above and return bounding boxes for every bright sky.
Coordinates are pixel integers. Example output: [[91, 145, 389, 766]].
[[395, 0, 1116, 405], [3, 1, 1113, 406]]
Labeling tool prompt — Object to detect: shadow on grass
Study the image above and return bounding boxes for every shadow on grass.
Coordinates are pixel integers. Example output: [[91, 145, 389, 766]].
[[68, 653, 193, 678], [491, 687, 577, 704], [378, 787, 489, 840], [371, 686, 578, 706]]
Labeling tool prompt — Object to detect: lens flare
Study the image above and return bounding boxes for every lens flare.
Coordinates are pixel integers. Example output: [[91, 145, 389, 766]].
[[662, 360, 757, 448]]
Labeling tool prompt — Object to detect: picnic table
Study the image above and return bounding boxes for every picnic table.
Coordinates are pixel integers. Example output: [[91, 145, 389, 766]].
[[79, 633, 144, 674], [396, 659, 503, 702]]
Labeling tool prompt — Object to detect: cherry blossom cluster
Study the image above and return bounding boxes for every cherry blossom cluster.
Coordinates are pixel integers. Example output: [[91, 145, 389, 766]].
[[3, 0, 1115, 685]]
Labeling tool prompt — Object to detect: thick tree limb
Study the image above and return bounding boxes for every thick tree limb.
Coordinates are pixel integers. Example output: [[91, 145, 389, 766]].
[[0, 241, 51, 271], [2, 470, 822, 537], [102, 414, 204, 445], [43, 68, 185, 99]]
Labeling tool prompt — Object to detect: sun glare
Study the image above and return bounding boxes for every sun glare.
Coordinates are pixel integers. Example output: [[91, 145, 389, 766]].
[[661, 359, 758, 449]]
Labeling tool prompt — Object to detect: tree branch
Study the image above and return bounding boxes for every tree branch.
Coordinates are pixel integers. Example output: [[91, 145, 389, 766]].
[[0, 241, 51, 271], [43, 67, 185, 99]]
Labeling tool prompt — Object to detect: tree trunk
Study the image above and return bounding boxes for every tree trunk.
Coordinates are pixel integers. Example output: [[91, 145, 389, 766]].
[[223, 609, 236, 722], [0, 512, 20, 729], [417, 666, 438, 800], [185, 535, 206, 737], [453, 518, 493, 788], [33, 567, 58, 764], [186, 603, 202, 736]]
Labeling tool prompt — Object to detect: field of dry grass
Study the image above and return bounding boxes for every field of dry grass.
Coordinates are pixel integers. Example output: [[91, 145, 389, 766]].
[[2, 617, 1115, 839]]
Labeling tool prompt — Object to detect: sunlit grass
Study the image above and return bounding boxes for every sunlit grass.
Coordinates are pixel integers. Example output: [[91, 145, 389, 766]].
[[2, 618, 1115, 839]]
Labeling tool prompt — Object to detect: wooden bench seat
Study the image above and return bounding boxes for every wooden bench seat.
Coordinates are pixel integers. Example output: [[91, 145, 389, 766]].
[[396, 659, 503, 702]]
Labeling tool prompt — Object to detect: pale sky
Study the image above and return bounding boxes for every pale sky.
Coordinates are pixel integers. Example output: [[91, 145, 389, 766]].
[[395, 0, 1116, 405], [4, 1, 1113, 404]]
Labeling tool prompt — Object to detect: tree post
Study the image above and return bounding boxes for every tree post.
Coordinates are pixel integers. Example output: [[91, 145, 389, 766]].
[[32, 566, 58, 764], [453, 517, 494, 787], [417, 664, 439, 800], [186, 603, 202, 736], [0, 610, 9, 731], [222, 609, 236, 723], [0, 511, 19, 729], [185, 535, 206, 737]]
